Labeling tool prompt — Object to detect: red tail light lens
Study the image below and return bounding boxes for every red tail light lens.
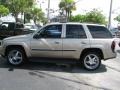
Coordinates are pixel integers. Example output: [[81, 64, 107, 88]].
[[111, 41, 115, 52], [119, 42, 120, 47]]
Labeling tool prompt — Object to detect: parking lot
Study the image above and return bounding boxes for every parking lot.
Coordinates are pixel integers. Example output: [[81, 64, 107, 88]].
[[0, 45, 120, 90]]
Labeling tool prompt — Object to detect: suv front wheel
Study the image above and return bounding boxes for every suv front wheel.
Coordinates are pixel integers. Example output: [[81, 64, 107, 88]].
[[7, 48, 26, 66], [82, 52, 101, 71]]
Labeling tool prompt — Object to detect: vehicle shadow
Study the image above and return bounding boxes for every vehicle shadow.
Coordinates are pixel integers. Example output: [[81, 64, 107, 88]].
[[0, 58, 107, 74], [117, 50, 120, 53], [0, 58, 109, 90]]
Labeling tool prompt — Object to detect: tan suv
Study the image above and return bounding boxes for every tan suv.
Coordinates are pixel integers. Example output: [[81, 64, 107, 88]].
[[0, 23, 116, 70]]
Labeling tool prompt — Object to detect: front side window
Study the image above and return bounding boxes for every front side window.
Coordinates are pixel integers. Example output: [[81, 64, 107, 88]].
[[39, 25, 62, 38], [87, 25, 113, 38], [66, 25, 87, 38]]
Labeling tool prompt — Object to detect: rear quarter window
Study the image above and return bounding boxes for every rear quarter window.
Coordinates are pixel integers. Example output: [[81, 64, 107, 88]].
[[87, 25, 113, 38]]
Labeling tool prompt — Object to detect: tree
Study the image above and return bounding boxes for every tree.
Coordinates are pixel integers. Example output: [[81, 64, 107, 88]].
[[0, 0, 7, 4], [70, 9, 107, 25], [85, 9, 106, 24], [59, 0, 76, 21], [5, 0, 34, 22], [26, 7, 46, 24], [0, 5, 9, 17], [71, 14, 86, 22], [114, 15, 120, 22]]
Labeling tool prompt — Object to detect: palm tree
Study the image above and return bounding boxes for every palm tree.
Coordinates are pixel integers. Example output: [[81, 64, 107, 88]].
[[28, 7, 45, 24], [59, 0, 76, 21]]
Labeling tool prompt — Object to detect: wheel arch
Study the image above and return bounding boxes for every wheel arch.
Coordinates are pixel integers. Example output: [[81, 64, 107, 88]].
[[80, 48, 104, 60], [5, 45, 27, 57]]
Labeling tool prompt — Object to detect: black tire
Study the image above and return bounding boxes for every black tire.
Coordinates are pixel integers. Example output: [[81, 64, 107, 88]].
[[81, 51, 101, 71], [6, 47, 26, 66]]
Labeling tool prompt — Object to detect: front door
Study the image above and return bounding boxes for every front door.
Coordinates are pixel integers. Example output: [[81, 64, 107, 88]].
[[30, 24, 63, 58]]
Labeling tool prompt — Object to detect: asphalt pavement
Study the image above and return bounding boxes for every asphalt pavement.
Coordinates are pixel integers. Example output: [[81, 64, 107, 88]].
[[0, 45, 120, 90]]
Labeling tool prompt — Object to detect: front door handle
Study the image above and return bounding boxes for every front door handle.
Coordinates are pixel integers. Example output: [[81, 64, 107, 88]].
[[54, 41, 60, 44], [81, 42, 87, 44]]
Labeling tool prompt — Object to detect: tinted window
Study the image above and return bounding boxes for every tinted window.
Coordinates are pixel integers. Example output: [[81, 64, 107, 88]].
[[87, 25, 113, 38], [40, 25, 62, 38], [16, 23, 24, 28], [1, 23, 15, 30], [0, 23, 9, 30], [66, 25, 87, 38], [8, 23, 15, 30]]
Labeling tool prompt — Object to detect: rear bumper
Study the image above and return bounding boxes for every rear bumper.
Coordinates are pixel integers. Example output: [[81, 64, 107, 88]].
[[0, 46, 3, 55], [0, 46, 2, 50], [0, 40, 4, 56], [0, 40, 2, 54]]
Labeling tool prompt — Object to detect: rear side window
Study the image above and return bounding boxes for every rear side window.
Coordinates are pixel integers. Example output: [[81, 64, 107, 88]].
[[87, 25, 113, 38], [66, 25, 87, 38]]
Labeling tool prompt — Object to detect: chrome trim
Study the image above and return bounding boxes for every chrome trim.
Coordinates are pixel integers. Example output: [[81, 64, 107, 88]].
[[31, 49, 76, 51]]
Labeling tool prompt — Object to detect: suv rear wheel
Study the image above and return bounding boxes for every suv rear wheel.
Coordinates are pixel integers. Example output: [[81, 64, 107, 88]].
[[82, 52, 101, 70], [7, 48, 26, 66]]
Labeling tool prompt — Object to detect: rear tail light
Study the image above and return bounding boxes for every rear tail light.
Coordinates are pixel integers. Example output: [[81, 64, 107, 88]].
[[111, 41, 115, 53], [119, 42, 120, 47]]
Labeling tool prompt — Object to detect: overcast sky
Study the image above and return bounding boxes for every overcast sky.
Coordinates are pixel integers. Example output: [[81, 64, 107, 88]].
[[37, 0, 120, 27]]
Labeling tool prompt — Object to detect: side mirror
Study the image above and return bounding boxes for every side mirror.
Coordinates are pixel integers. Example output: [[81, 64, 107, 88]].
[[33, 34, 41, 39]]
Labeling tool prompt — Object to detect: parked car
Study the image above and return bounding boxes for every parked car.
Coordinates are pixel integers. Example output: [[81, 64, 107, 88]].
[[110, 28, 120, 38], [0, 22, 116, 70], [0, 22, 32, 40], [24, 23, 38, 33]]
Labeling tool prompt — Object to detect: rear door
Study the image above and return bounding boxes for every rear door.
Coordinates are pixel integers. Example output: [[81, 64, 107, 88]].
[[63, 24, 89, 59], [87, 25, 114, 58]]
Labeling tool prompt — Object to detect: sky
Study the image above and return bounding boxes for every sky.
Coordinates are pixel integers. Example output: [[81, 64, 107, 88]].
[[36, 0, 120, 27], [1, 0, 120, 27]]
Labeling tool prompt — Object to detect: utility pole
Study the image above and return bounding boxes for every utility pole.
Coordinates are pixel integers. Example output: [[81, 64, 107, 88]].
[[108, 0, 113, 29], [47, 0, 50, 23]]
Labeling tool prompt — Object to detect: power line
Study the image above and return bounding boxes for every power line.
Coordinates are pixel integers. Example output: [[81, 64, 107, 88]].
[[65, 0, 82, 8], [75, 0, 82, 4]]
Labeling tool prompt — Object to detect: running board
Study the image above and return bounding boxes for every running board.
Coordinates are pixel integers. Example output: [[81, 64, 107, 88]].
[[29, 57, 78, 64]]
